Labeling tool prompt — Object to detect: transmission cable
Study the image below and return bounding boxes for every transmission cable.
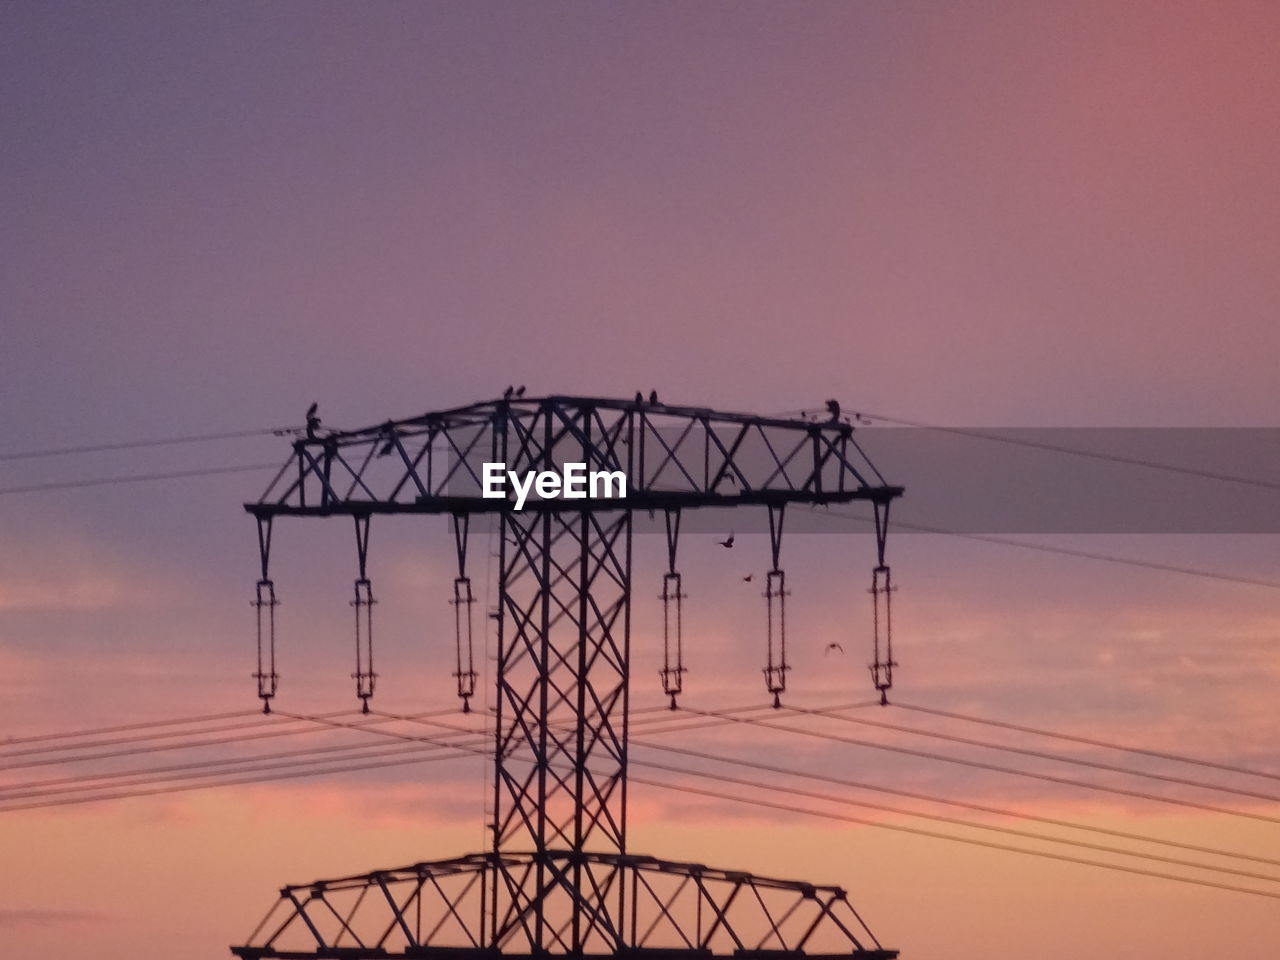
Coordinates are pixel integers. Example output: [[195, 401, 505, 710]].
[[814, 504, 1280, 591], [0, 727, 489, 801], [386, 710, 1280, 872], [796, 705, 1280, 804], [0, 462, 282, 496], [0, 707, 266, 746], [894, 701, 1280, 783], [629, 774, 1280, 902], [678, 707, 1280, 825], [848, 410, 1280, 493], [380, 712, 1280, 875], [0, 425, 299, 463], [0, 747, 474, 813]]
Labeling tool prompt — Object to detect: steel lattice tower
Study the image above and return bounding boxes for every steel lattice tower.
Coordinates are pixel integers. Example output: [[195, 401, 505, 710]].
[[235, 395, 902, 960]]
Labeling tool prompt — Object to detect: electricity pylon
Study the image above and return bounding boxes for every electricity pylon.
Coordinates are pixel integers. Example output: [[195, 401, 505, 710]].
[[234, 395, 902, 959]]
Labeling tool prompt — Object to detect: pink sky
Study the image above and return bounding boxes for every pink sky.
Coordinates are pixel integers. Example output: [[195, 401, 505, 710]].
[[2, 2, 1280, 959]]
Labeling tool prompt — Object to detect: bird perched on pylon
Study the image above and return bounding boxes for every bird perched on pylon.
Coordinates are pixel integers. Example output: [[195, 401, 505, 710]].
[[305, 402, 321, 439]]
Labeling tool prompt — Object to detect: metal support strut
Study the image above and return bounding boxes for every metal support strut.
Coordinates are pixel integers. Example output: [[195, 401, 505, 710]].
[[659, 509, 687, 709], [252, 516, 279, 713], [450, 513, 478, 713], [869, 499, 895, 706], [763, 504, 789, 708], [351, 515, 376, 713]]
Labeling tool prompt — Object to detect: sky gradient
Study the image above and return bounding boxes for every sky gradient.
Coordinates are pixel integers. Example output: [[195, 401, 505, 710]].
[[2, 3, 1279, 959]]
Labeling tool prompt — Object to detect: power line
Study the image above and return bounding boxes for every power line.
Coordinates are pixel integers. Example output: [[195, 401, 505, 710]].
[[0, 710, 712, 808], [0, 426, 299, 463], [0, 708, 265, 747], [370, 711, 1280, 880], [0, 740, 471, 805], [678, 707, 1280, 825], [0, 728, 488, 801], [894, 701, 1280, 784], [0, 462, 282, 496], [630, 775, 1280, 903], [797, 705, 1280, 804], [0, 712, 306, 760], [817, 504, 1280, 591], [366, 710, 1280, 880], [306, 713, 1280, 891], [628, 757, 1280, 886], [0, 747, 475, 813], [0, 709, 446, 771], [628, 737, 1280, 869], [13, 709, 1280, 903], [850, 411, 1280, 493]]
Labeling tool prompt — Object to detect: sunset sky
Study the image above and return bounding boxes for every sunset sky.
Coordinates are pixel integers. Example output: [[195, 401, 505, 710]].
[[3, 3, 1279, 959]]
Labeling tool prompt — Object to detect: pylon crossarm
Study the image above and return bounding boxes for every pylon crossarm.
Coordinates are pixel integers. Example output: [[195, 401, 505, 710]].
[[248, 396, 900, 518], [232, 851, 896, 959]]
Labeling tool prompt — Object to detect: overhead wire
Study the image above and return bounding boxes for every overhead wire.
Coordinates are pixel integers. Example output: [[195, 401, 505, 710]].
[[0, 726, 489, 801], [792, 705, 1280, 804], [0, 462, 283, 496], [629, 775, 1280, 902], [11, 708, 1280, 903], [627, 757, 1280, 886], [677, 707, 1280, 825], [266, 713, 1280, 892], [847, 410, 1280, 493], [0, 707, 463, 772], [0, 425, 300, 463], [813, 504, 1280, 591], [0, 707, 266, 747], [627, 736, 1280, 869], [366, 712, 1280, 884], [894, 701, 1280, 783], [0, 747, 475, 813]]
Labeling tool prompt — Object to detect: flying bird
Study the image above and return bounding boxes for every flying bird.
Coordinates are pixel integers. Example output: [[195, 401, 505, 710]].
[[742, 574, 754, 582], [824, 642, 845, 655], [719, 533, 735, 549]]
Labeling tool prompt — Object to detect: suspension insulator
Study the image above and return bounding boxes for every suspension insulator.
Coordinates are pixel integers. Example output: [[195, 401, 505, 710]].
[[763, 568, 789, 708], [451, 575, 478, 712], [660, 571, 687, 708], [253, 579, 279, 712], [869, 564, 895, 705], [352, 578, 376, 711]]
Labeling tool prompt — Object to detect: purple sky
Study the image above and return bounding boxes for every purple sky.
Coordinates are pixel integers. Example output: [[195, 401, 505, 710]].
[[2, 3, 1279, 959]]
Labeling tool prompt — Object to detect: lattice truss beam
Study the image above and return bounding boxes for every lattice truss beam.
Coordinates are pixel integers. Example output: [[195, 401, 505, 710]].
[[247, 396, 901, 518], [232, 852, 895, 959]]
